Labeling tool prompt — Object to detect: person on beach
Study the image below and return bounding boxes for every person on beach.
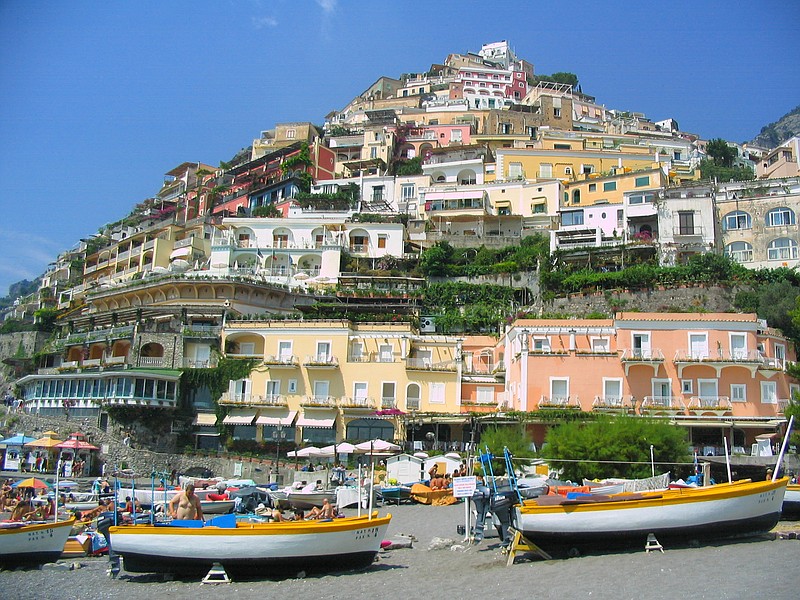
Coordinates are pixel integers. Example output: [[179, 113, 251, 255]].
[[10, 499, 36, 521], [308, 498, 335, 519], [168, 483, 204, 521]]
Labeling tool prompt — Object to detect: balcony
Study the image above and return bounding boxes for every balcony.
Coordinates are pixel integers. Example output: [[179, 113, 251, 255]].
[[778, 399, 793, 415], [687, 396, 732, 415], [673, 348, 764, 377], [406, 399, 420, 411], [538, 395, 581, 410], [381, 397, 397, 410], [348, 352, 397, 364], [406, 358, 458, 372], [339, 397, 376, 410], [183, 357, 218, 369], [264, 354, 299, 368], [82, 358, 102, 368], [592, 395, 633, 412], [104, 355, 128, 366], [619, 348, 665, 376], [349, 244, 369, 255], [301, 395, 337, 407], [303, 355, 339, 369], [227, 351, 264, 360], [640, 396, 685, 414], [139, 357, 165, 367], [672, 226, 704, 238], [183, 325, 221, 338]]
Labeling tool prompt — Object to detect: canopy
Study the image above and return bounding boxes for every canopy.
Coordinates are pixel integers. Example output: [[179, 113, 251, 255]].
[[222, 411, 257, 425], [255, 410, 297, 426], [56, 438, 100, 450], [0, 434, 37, 446], [25, 436, 64, 448], [12, 477, 49, 490], [286, 446, 321, 458], [317, 442, 357, 456], [354, 439, 401, 454], [193, 413, 218, 426], [296, 411, 336, 428]]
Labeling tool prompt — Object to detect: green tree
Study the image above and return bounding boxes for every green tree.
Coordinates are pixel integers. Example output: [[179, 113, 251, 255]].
[[252, 204, 282, 218], [699, 158, 754, 182], [706, 138, 737, 168], [394, 156, 423, 176], [419, 242, 456, 277], [476, 424, 536, 475], [540, 416, 689, 480], [758, 280, 800, 341]]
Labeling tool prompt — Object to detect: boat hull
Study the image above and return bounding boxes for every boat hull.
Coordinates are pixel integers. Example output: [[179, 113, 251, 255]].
[[514, 478, 787, 554], [0, 518, 75, 566], [109, 513, 391, 578], [285, 491, 337, 510], [782, 483, 800, 517]]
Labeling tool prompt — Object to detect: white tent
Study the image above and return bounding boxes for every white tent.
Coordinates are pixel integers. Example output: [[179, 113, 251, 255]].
[[354, 439, 401, 454], [386, 453, 424, 485]]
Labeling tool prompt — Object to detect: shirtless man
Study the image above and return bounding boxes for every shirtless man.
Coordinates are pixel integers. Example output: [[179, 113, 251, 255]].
[[168, 483, 204, 521]]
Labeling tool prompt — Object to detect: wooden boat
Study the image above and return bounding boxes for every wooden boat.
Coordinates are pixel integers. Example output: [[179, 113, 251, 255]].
[[513, 478, 788, 555], [782, 483, 800, 517], [0, 518, 76, 566], [409, 483, 451, 505], [108, 512, 392, 577], [284, 490, 337, 510]]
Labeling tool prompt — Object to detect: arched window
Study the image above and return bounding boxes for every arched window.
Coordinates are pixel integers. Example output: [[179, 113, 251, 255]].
[[723, 210, 751, 231], [767, 238, 798, 261], [345, 418, 395, 442], [406, 383, 421, 411], [766, 207, 795, 227], [572, 189, 581, 204], [725, 241, 753, 263]]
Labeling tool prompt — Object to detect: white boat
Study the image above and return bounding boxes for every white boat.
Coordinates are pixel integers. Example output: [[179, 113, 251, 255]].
[[513, 478, 788, 555], [153, 498, 236, 515], [0, 518, 76, 566], [118, 486, 216, 507], [783, 482, 800, 517], [285, 490, 338, 510], [109, 512, 391, 577]]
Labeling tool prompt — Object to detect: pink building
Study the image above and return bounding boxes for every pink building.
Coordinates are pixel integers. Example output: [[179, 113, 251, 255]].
[[498, 313, 797, 453]]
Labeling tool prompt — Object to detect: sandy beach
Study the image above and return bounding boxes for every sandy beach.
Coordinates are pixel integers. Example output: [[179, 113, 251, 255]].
[[2, 501, 799, 600]]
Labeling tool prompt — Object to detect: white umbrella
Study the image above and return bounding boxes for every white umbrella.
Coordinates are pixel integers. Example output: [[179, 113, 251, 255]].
[[354, 439, 401, 454], [286, 446, 321, 458], [413, 452, 429, 459], [294, 272, 310, 281], [318, 442, 356, 456]]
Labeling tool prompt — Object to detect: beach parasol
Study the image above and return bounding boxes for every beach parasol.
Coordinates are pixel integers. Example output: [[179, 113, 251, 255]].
[[354, 439, 401, 454], [286, 446, 321, 458], [25, 435, 64, 448], [55, 438, 99, 450], [12, 477, 50, 490]]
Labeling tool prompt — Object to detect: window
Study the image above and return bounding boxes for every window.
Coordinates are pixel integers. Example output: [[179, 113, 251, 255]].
[[538, 163, 552, 178], [725, 241, 753, 263], [554, 143, 571, 150], [681, 380, 693, 394], [372, 186, 385, 201], [564, 166, 573, 176], [582, 164, 594, 175], [591, 337, 610, 352], [766, 207, 795, 227], [603, 181, 617, 192], [632, 332, 651, 358], [678, 211, 696, 235], [476, 387, 494, 404], [429, 382, 445, 404], [775, 344, 786, 367], [533, 337, 550, 352], [730, 384, 746, 403], [287, 379, 297, 393], [377, 235, 387, 249], [554, 108, 561, 118], [316, 341, 331, 362], [532, 203, 546, 214], [760, 381, 777, 404], [588, 183, 596, 192], [628, 193, 656, 205], [313, 380, 330, 401], [266, 380, 280, 398], [451, 129, 462, 143], [689, 333, 708, 359], [286, 129, 296, 139], [572, 190, 581, 204], [508, 162, 523, 179], [767, 238, 798, 260], [238, 342, 255, 355], [379, 344, 393, 362], [561, 210, 584, 226], [370, 147, 377, 159], [730, 333, 747, 359], [401, 184, 415, 200], [723, 210, 751, 230], [550, 378, 569, 401], [500, 123, 512, 134], [353, 382, 368, 400], [635, 176, 650, 187], [603, 379, 622, 401], [278, 341, 292, 360]]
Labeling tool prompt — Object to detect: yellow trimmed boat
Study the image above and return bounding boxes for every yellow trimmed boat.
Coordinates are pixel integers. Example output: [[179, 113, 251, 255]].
[[109, 512, 391, 577], [783, 482, 800, 517], [0, 518, 76, 566], [514, 478, 787, 555]]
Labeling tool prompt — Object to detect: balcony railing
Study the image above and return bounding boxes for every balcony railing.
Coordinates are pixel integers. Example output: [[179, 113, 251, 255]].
[[538, 395, 581, 409], [381, 397, 396, 409], [301, 395, 336, 407], [264, 354, 299, 367], [592, 395, 632, 411], [339, 397, 376, 409], [104, 355, 128, 365], [82, 358, 102, 368], [303, 355, 339, 368], [139, 356, 165, 367], [183, 358, 217, 369], [674, 349, 763, 363], [406, 399, 420, 411], [219, 392, 252, 405], [620, 348, 664, 361], [227, 351, 264, 359], [640, 396, 685, 412], [687, 396, 732, 412], [406, 358, 458, 371], [348, 352, 397, 364]]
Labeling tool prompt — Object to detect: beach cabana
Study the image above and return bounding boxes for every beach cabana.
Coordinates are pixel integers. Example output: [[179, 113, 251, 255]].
[[386, 453, 425, 485], [55, 435, 100, 477], [423, 454, 462, 480], [0, 434, 37, 471], [24, 432, 63, 473]]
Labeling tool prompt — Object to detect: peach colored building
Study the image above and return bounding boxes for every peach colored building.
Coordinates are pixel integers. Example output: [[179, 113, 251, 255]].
[[500, 313, 797, 453]]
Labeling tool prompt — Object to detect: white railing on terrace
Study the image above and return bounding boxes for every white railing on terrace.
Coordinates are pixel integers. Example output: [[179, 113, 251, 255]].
[[348, 353, 397, 364], [227, 351, 264, 359], [301, 395, 336, 407], [620, 348, 665, 361], [183, 358, 217, 369], [104, 356, 127, 365], [592, 395, 632, 410], [641, 396, 684, 411], [303, 355, 339, 367], [264, 354, 298, 366], [339, 397, 375, 409], [381, 397, 396, 409], [406, 399, 420, 411], [139, 357, 164, 367], [405, 358, 458, 371], [538, 395, 580, 409], [673, 349, 763, 362], [687, 396, 732, 411]]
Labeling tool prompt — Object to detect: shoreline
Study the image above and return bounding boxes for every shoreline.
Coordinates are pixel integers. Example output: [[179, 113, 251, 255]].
[[2, 502, 799, 599]]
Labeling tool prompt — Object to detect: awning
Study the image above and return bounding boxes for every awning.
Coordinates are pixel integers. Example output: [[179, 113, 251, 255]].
[[296, 410, 337, 429], [193, 413, 217, 426], [255, 410, 297, 426], [222, 411, 257, 425], [756, 432, 781, 440], [170, 247, 192, 259]]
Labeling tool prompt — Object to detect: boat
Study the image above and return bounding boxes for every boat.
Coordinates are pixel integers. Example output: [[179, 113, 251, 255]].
[[108, 512, 392, 578], [0, 518, 76, 566], [782, 482, 800, 517], [284, 489, 337, 510], [513, 478, 788, 556], [409, 482, 452, 505], [379, 484, 412, 505]]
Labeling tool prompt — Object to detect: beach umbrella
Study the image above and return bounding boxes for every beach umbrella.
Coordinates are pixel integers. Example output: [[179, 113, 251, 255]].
[[286, 446, 321, 458], [25, 435, 64, 448], [55, 438, 99, 450], [354, 439, 401, 454], [318, 442, 357, 456], [12, 477, 50, 490]]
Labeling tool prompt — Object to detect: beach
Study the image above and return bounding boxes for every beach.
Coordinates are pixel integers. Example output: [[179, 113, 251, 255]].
[[2, 501, 799, 600]]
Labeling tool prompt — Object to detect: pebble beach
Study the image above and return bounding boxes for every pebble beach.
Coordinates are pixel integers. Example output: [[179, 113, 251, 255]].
[[2, 501, 799, 600]]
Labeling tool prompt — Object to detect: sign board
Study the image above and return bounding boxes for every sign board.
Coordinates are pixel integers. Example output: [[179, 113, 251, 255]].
[[452, 475, 477, 498], [233, 462, 243, 477]]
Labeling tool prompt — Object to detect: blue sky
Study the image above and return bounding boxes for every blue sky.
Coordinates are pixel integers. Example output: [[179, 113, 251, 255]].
[[1, 0, 798, 297]]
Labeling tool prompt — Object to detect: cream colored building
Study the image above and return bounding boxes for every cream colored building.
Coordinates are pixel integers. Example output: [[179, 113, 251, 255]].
[[219, 320, 462, 446]]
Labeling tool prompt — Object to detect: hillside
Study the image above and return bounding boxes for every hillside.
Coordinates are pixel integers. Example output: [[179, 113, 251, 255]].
[[749, 104, 800, 148]]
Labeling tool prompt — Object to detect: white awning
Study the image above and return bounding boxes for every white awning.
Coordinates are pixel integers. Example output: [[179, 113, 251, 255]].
[[193, 413, 217, 426], [222, 411, 256, 425], [170, 247, 192, 259], [255, 410, 297, 426], [296, 410, 337, 429]]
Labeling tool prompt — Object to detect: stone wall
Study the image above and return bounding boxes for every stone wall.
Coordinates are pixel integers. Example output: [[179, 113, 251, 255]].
[[0, 331, 49, 392]]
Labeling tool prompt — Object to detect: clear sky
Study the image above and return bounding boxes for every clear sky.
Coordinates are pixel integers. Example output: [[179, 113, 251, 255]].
[[1, 0, 798, 297]]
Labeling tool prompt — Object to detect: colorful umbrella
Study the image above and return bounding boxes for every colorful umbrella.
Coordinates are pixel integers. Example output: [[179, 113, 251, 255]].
[[12, 477, 50, 490], [55, 438, 99, 450]]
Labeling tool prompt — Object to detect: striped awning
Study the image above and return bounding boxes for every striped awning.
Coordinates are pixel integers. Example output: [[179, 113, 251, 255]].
[[170, 246, 192, 259], [193, 413, 217, 427], [255, 410, 297, 426], [222, 410, 256, 425], [296, 410, 337, 429]]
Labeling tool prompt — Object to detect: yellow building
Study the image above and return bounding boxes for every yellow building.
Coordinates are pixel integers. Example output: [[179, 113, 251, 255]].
[[563, 167, 666, 207], [219, 320, 462, 447]]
